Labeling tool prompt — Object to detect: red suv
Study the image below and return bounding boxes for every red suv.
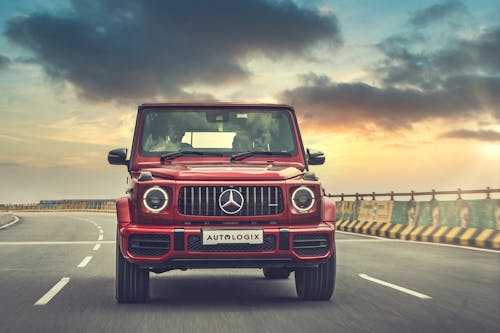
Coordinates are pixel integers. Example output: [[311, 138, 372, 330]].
[[108, 103, 336, 302]]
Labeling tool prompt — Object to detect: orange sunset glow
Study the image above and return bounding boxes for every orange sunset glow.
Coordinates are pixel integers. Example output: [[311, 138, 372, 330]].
[[0, 0, 499, 203]]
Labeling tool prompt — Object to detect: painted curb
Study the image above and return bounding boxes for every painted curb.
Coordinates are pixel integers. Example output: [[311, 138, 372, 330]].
[[336, 219, 500, 250], [0, 212, 15, 226], [0, 214, 20, 230]]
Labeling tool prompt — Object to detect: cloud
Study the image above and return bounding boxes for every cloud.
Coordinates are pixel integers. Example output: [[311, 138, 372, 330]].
[[280, 73, 500, 130], [0, 54, 10, 70], [408, 1, 468, 28], [440, 129, 500, 142], [375, 26, 500, 89], [5, 0, 342, 102]]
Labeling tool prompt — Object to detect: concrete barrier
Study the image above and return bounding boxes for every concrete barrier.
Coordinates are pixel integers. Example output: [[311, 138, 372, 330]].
[[336, 219, 500, 250], [1, 200, 116, 213], [335, 198, 500, 250]]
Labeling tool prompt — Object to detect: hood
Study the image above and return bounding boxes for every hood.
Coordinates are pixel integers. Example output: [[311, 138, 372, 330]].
[[142, 163, 303, 181]]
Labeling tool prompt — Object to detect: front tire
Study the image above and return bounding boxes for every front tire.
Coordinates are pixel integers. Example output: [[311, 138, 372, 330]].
[[115, 229, 150, 303], [295, 250, 336, 300]]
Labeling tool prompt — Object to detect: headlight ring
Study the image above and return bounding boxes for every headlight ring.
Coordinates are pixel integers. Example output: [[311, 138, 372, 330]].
[[291, 186, 315, 212], [143, 186, 168, 212]]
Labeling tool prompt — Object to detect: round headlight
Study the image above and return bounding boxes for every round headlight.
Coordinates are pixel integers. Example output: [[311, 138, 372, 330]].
[[143, 187, 168, 212], [291, 186, 315, 212]]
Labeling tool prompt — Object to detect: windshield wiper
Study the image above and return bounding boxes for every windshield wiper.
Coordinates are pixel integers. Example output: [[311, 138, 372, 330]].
[[230, 151, 292, 162], [160, 151, 223, 164]]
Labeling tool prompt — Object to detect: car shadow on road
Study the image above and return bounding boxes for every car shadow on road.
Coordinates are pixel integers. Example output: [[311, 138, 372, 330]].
[[139, 271, 333, 309]]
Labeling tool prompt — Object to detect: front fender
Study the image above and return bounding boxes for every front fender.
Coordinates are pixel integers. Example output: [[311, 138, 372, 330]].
[[322, 196, 336, 222], [116, 197, 132, 228]]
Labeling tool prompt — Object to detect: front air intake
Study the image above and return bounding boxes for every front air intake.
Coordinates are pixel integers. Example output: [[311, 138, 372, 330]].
[[128, 234, 170, 257], [293, 234, 329, 256]]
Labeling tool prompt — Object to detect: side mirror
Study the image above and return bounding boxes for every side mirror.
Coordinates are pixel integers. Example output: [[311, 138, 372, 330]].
[[108, 148, 128, 165], [307, 148, 325, 165]]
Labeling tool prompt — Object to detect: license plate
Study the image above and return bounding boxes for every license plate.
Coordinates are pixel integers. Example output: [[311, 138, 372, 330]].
[[202, 229, 263, 245]]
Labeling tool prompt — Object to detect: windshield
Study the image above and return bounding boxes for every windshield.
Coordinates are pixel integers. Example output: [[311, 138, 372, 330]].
[[139, 109, 297, 156]]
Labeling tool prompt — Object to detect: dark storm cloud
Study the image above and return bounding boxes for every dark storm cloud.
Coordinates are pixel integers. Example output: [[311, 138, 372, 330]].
[[281, 73, 500, 129], [440, 129, 500, 142], [408, 1, 468, 28], [0, 54, 10, 70], [4, 0, 341, 101]]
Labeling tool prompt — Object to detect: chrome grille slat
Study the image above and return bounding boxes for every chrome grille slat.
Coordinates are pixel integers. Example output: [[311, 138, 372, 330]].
[[259, 187, 264, 215], [267, 187, 270, 215], [178, 186, 283, 216], [246, 187, 249, 216], [274, 187, 278, 215], [190, 187, 194, 215]]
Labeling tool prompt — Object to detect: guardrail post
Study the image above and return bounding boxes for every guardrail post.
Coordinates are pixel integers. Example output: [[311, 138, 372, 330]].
[[457, 188, 462, 200], [390, 191, 394, 200], [371, 192, 376, 200], [486, 187, 491, 199], [341, 193, 344, 201], [432, 189, 436, 200], [411, 190, 415, 200]]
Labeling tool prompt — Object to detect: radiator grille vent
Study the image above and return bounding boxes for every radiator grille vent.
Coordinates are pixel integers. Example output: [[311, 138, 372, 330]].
[[178, 186, 284, 216]]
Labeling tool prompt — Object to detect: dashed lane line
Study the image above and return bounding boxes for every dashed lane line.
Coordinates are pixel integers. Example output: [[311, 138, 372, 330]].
[[98, 234, 104, 241], [34, 277, 70, 306], [358, 273, 432, 299], [93, 243, 101, 251], [77, 256, 93, 268]]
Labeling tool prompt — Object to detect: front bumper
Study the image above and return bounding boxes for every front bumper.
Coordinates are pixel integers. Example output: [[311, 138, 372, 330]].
[[118, 223, 335, 271]]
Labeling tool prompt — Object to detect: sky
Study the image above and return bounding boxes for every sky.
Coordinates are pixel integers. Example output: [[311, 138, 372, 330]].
[[0, 0, 499, 203]]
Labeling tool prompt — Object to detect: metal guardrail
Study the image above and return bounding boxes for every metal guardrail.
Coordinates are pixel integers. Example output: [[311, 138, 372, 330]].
[[326, 187, 500, 201], [0, 199, 116, 211]]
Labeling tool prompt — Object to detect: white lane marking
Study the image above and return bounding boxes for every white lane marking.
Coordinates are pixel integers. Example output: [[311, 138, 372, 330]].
[[336, 239, 392, 242], [0, 241, 115, 246], [337, 231, 500, 254], [0, 216, 20, 230], [98, 234, 104, 241], [34, 277, 70, 306], [93, 243, 101, 251], [77, 256, 93, 268], [358, 273, 432, 299], [99, 229, 104, 234], [337, 232, 382, 240]]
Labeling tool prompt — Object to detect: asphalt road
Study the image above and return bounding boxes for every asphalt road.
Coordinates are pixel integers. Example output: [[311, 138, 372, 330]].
[[0, 212, 498, 333]]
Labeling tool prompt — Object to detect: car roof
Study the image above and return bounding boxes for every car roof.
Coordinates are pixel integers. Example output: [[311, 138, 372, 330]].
[[139, 103, 295, 112]]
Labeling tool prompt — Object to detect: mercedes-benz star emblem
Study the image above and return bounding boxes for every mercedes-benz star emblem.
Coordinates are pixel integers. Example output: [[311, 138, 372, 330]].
[[219, 189, 244, 215]]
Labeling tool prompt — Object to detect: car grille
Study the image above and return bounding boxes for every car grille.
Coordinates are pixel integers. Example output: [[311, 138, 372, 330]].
[[292, 234, 329, 256], [187, 234, 276, 252], [128, 234, 170, 257], [178, 186, 284, 216]]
